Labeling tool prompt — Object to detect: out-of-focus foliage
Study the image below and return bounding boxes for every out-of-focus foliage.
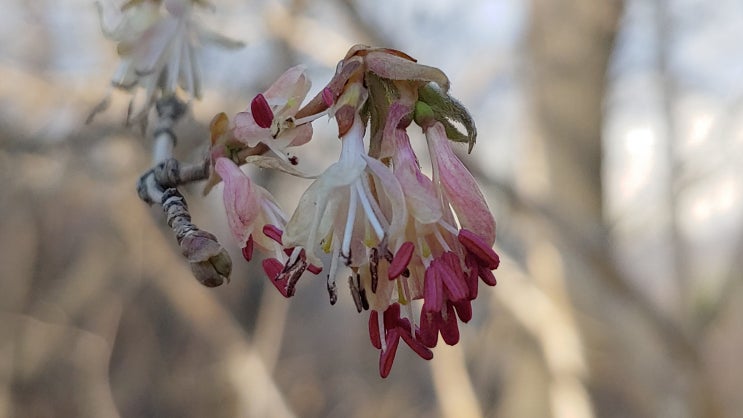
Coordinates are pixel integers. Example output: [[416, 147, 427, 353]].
[[1, 0, 742, 417]]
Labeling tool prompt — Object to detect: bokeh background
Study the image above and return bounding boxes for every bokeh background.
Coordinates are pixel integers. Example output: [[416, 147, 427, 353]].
[[2, 0, 743, 417]]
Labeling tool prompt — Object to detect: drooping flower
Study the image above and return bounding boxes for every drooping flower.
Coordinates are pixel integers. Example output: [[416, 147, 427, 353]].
[[232, 65, 314, 161], [355, 101, 499, 376], [207, 44, 500, 378], [426, 119, 495, 246], [203, 66, 316, 194], [280, 110, 407, 305], [92, 0, 243, 123], [214, 157, 287, 261]]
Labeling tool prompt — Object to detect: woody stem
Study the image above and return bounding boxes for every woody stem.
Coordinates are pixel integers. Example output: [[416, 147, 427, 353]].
[[136, 96, 232, 286]]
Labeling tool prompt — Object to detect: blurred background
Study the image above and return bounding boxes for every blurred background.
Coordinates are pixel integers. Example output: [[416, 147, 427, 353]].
[[1, 0, 742, 417]]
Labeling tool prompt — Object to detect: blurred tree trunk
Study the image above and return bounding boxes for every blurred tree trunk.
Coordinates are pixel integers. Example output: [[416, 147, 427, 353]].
[[524, 1, 724, 417], [528, 0, 620, 226], [518, 0, 623, 416], [524, 0, 639, 416]]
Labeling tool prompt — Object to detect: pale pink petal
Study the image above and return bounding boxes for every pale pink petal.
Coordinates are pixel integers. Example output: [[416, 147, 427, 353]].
[[361, 154, 407, 241], [392, 133, 442, 224], [243, 155, 316, 179], [382, 101, 412, 158], [133, 17, 179, 75], [264, 65, 311, 115], [385, 103, 442, 224], [281, 176, 333, 264], [427, 122, 495, 246], [250, 187, 287, 253], [215, 158, 260, 244], [284, 123, 313, 147], [232, 110, 271, 147]]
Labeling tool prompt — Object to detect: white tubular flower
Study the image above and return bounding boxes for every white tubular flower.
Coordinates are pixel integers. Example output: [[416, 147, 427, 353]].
[[95, 0, 243, 122]]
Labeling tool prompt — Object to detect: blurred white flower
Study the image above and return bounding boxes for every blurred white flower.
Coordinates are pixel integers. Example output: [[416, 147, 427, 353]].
[[93, 0, 243, 123]]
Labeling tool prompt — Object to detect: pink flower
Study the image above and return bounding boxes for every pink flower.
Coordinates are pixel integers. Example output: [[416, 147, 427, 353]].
[[207, 45, 499, 378], [359, 103, 499, 376], [426, 120, 496, 246], [214, 157, 287, 263], [232, 65, 314, 162]]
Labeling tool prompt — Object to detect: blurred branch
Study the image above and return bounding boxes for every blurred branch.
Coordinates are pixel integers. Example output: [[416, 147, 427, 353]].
[[264, 1, 353, 67], [429, 344, 483, 418], [474, 169, 701, 366], [334, 0, 396, 48], [252, 282, 291, 373], [699, 229, 743, 335], [654, 2, 723, 415], [655, 0, 689, 318], [7, 309, 124, 418], [493, 257, 594, 418], [111, 187, 297, 418], [522, 1, 726, 414]]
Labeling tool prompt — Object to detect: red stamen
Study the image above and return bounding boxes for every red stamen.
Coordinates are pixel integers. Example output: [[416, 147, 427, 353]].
[[423, 264, 443, 313], [388, 241, 415, 280], [262, 224, 284, 244], [442, 251, 465, 279], [397, 316, 412, 332], [241, 234, 254, 262], [418, 312, 439, 348], [478, 265, 497, 286], [440, 303, 460, 346], [453, 300, 473, 323], [262, 258, 289, 297], [465, 254, 480, 299], [250, 93, 274, 129], [458, 229, 500, 269], [437, 259, 468, 302], [379, 328, 400, 378], [369, 310, 382, 349], [383, 303, 402, 331], [399, 328, 434, 360]]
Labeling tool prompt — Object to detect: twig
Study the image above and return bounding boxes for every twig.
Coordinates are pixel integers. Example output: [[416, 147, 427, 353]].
[[136, 96, 232, 286]]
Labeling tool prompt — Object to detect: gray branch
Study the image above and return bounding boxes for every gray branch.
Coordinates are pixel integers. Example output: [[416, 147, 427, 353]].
[[137, 96, 232, 286]]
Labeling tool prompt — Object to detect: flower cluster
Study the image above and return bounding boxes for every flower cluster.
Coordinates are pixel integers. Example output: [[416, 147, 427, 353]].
[[210, 45, 500, 377], [94, 0, 242, 123]]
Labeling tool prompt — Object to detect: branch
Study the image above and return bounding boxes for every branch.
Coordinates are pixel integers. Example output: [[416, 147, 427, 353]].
[[136, 96, 232, 286], [470, 165, 700, 366]]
